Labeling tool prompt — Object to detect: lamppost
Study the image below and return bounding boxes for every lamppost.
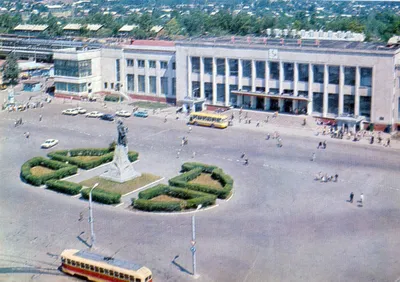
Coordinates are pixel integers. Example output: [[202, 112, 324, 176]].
[[191, 204, 202, 277], [89, 182, 99, 249]]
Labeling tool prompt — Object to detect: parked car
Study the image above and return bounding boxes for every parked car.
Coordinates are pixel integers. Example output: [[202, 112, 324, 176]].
[[133, 111, 149, 118], [41, 139, 59, 149], [62, 109, 79, 116], [74, 107, 87, 114], [115, 110, 131, 117], [100, 114, 115, 121], [86, 111, 104, 118]]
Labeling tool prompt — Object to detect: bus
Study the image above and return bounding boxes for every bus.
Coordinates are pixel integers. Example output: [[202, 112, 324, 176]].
[[60, 249, 153, 282], [188, 112, 229, 129]]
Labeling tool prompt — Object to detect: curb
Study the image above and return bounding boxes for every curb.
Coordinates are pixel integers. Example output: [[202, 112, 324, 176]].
[[121, 177, 165, 197]]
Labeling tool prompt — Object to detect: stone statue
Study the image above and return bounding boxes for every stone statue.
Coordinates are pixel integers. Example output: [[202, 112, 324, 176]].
[[117, 120, 128, 147]]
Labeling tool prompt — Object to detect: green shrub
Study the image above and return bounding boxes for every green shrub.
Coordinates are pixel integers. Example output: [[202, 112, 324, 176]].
[[104, 95, 123, 102], [168, 168, 202, 186], [131, 197, 136, 206], [46, 179, 82, 195], [134, 199, 182, 212], [128, 151, 139, 162], [138, 184, 170, 200], [181, 162, 218, 173], [81, 188, 121, 205], [20, 157, 78, 186]]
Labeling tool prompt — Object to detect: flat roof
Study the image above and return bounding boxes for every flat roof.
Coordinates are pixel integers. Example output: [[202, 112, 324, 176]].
[[14, 24, 48, 32], [129, 40, 175, 47], [63, 24, 82, 30], [87, 24, 103, 31], [178, 36, 400, 52], [118, 24, 139, 32], [75, 250, 143, 271]]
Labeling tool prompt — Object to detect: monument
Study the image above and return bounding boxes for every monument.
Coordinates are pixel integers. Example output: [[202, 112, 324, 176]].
[[101, 119, 141, 183]]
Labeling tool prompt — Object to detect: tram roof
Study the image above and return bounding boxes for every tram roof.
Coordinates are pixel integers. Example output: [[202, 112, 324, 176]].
[[74, 250, 143, 271]]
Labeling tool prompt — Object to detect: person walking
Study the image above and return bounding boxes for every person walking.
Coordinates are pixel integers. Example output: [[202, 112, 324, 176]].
[[256, 120, 260, 127], [188, 126, 192, 133], [349, 192, 354, 203], [244, 158, 249, 165], [266, 133, 270, 140], [311, 153, 316, 161], [39, 114, 42, 122], [322, 141, 327, 149], [176, 150, 180, 159], [334, 174, 339, 182], [360, 193, 364, 205], [317, 142, 322, 149], [192, 151, 196, 158], [241, 152, 246, 159]]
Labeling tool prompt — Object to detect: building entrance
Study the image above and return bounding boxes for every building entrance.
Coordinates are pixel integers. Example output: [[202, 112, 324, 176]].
[[283, 99, 292, 113], [270, 99, 279, 111], [256, 97, 264, 109]]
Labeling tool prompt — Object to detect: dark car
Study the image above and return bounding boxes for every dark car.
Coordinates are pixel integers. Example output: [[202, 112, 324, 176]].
[[100, 114, 114, 121]]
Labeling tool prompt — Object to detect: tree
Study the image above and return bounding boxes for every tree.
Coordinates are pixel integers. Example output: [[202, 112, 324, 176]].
[[164, 18, 181, 38], [3, 53, 19, 86]]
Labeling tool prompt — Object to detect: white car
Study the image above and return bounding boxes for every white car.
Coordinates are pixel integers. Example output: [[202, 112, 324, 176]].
[[115, 110, 131, 118], [74, 107, 87, 114], [62, 109, 79, 115], [41, 139, 59, 149], [85, 111, 104, 118]]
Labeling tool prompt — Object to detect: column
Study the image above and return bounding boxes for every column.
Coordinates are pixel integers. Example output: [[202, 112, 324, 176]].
[[338, 65, 344, 115], [225, 58, 230, 105], [265, 61, 270, 93], [251, 96, 257, 109], [200, 57, 205, 99], [187, 56, 192, 97], [307, 64, 313, 114], [212, 57, 217, 105], [168, 63, 173, 98], [293, 62, 299, 111], [134, 72, 139, 93], [279, 61, 284, 94], [156, 76, 161, 96], [145, 61, 149, 94], [323, 64, 329, 117], [265, 97, 270, 111], [238, 58, 243, 90], [251, 60, 256, 92], [355, 66, 360, 116]]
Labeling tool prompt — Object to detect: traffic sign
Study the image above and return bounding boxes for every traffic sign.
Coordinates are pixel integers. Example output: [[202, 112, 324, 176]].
[[191, 240, 196, 246], [190, 247, 196, 253]]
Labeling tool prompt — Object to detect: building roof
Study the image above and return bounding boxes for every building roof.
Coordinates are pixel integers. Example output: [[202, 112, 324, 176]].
[[150, 25, 164, 33], [178, 36, 400, 52], [86, 24, 103, 31], [118, 24, 139, 32], [63, 23, 82, 30], [129, 40, 175, 47], [14, 24, 48, 32], [18, 61, 48, 71]]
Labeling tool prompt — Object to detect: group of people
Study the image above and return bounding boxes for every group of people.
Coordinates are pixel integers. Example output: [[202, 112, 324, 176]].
[[314, 172, 339, 183], [317, 141, 327, 149], [349, 192, 364, 206]]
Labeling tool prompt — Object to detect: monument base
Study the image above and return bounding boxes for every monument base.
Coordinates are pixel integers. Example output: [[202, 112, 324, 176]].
[[100, 145, 141, 183]]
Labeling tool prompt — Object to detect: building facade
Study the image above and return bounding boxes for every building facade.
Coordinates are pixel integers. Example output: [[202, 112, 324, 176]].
[[53, 37, 400, 130]]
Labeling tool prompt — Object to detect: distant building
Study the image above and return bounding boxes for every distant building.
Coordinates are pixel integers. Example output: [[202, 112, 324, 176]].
[[118, 24, 139, 36], [14, 25, 48, 35]]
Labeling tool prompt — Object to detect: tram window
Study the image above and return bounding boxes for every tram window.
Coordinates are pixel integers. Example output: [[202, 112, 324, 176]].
[[104, 269, 109, 275], [109, 270, 114, 276], [114, 272, 119, 277], [95, 267, 99, 272], [124, 274, 129, 279], [130, 276, 135, 281], [85, 264, 89, 270], [80, 263, 85, 268], [71, 261, 76, 266], [67, 259, 71, 264], [90, 265, 94, 271], [135, 279, 141, 282], [61, 257, 66, 263], [119, 273, 124, 278], [145, 277, 149, 281], [100, 268, 104, 274]]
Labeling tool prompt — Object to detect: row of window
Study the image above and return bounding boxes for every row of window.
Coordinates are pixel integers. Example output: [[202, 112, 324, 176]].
[[125, 74, 176, 96], [54, 59, 92, 78], [55, 82, 87, 93], [126, 59, 175, 70], [191, 57, 372, 87], [62, 257, 149, 282]]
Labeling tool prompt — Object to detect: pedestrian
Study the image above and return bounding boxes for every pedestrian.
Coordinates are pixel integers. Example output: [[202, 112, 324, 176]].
[[25, 132, 30, 139], [176, 150, 180, 158], [266, 133, 270, 140], [317, 142, 322, 149], [334, 174, 338, 182], [192, 151, 196, 158], [277, 138, 282, 147], [360, 193, 364, 205], [349, 192, 354, 203], [322, 141, 327, 149], [370, 136, 374, 144], [311, 153, 316, 161], [39, 114, 42, 122], [164, 115, 168, 123], [244, 158, 249, 165], [256, 120, 260, 127], [188, 126, 192, 133]]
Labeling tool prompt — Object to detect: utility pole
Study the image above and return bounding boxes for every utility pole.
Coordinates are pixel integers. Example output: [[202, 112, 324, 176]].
[[89, 183, 99, 248], [191, 205, 202, 278]]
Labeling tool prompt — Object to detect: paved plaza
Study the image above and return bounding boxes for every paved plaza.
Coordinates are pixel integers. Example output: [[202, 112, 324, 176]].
[[0, 94, 400, 282]]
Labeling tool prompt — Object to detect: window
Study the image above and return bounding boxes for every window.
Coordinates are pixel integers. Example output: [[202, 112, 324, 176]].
[[110, 271, 114, 276], [55, 82, 87, 93], [160, 61, 168, 69], [80, 263, 84, 268], [217, 58, 225, 76], [67, 259, 71, 264], [269, 62, 279, 80], [229, 59, 238, 76], [344, 67, 356, 85], [298, 64, 309, 82], [149, 60, 156, 68], [256, 61, 265, 79], [313, 92, 323, 113], [191, 57, 200, 73], [344, 95, 355, 115], [127, 59, 134, 67], [313, 65, 324, 83], [71, 261, 76, 266], [283, 63, 294, 81], [54, 59, 92, 77], [360, 96, 371, 118], [242, 60, 251, 78], [114, 272, 119, 277], [116, 59, 120, 82], [149, 76, 157, 94], [61, 257, 66, 263], [119, 273, 124, 278], [130, 275, 135, 281], [328, 66, 339, 84], [111, 83, 114, 90], [100, 268, 104, 273], [104, 269, 109, 275], [172, 78, 176, 96], [138, 75, 145, 92], [127, 74, 134, 92], [204, 82, 213, 102], [90, 265, 94, 271], [360, 67, 372, 87], [104, 82, 108, 89], [204, 58, 212, 74], [217, 84, 225, 103], [95, 267, 99, 272], [161, 77, 168, 94], [135, 278, 141, 282], [124, 274, 129, 279], [328, 93, 338, 115], [138, 60, 145, 68], [172, 62, 176, 70]]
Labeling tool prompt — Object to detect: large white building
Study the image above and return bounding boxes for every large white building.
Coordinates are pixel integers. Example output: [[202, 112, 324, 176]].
[[53, 37, 400, 131]]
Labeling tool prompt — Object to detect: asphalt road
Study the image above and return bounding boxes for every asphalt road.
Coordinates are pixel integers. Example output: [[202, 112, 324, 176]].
[[1, 101, 400, 282]]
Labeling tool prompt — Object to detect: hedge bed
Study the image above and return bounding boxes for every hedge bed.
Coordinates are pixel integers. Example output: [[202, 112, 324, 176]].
[[132, 184, 217, 212], [46, 179, 82, 195], [21, 157, 78, 186], [104, 95, 123, 102], [48, 149, 139, 170], [81, 188, 121, 205]]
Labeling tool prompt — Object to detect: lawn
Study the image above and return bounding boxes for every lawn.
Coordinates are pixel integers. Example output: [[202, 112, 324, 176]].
[[129, 101, 170, 109], [30, 166, 55, 176], [189, 173, 223, 189], [79, 173, 161, 195], [72, 156, 102, 162], [150, 195, 182, 202]]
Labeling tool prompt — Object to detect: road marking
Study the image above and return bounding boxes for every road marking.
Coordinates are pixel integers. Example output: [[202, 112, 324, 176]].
[[121, 177, 165, 197], [71, 194, 81, 198], [143, 129, 171, 139], [115, 202, 124, 208]]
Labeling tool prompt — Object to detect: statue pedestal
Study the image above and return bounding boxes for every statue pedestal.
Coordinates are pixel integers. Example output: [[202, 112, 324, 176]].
[[100, 145, 141, 183]]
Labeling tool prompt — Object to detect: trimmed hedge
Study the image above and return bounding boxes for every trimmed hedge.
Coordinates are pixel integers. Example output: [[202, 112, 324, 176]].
[[48, 149, 139, 170], [46, 179, 82, 195], [168, 168, 202, 184], [181, 162, 218, 173], [81, 188, 121, 205], [138, 184, 170, 200], [20, 157, 78, 186], [104, 95, 123, 102], [134, 199, 182, 212]]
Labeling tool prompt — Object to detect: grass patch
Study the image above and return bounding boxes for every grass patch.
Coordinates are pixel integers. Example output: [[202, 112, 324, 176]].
[[79, 173, 161, 195], [71, 156, 102, 162], [130, 101, 170, 109], [150, 195, 182, 202], [30, 166, 55, 177], [189, 173, 223, 189]]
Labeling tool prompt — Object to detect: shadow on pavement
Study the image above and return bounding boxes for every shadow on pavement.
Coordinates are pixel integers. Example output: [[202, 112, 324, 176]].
[[172, 256, 192, 275], [77, 232, 91, 248]]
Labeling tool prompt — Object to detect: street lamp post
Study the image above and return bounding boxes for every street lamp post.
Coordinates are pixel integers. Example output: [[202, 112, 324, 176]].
[[191, 205, 202, 277], [89, 183, 99, 249]]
